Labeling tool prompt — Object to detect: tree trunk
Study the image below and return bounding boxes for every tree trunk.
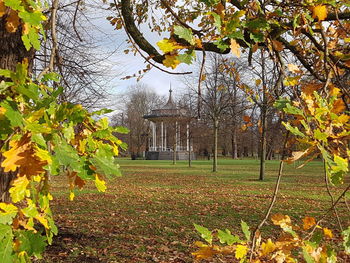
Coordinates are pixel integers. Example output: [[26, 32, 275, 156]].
[[259, 50, 267, 181], [231, 126, 238, 159], [212, 118, 218, 172], [0, 17, 35, 202]]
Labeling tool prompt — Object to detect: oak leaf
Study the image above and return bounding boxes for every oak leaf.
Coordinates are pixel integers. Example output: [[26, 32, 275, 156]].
[[323, 228, 333, 238], [163, 55, 180, 69], [235, 244, 248, 259], [6, 9, 21, 33], [312, 5, 327, 21], [230, 39, 241, 58], [0, 0, 5, 18], [192, 246, 216, 260], [302, 216, 316, 230], [157, 39, 183, 53], [271, 214, 291, 226], [260, 238, 275, 256], [272, 40, 284, 51]]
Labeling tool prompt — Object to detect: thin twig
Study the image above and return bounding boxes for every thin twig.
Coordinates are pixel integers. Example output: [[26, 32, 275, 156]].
[[307, 183, 350, 239], [249, 131, 289, 262], [324, 161, 343, 231], [37, 0, 59, 80], [73, 0, 83, 42], [197, 50, 206, 119]]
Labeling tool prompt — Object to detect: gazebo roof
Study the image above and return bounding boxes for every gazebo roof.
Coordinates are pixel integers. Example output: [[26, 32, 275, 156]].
[[143, 88, 189, 122]]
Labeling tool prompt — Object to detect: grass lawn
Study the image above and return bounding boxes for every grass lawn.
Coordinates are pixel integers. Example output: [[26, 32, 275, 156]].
[[40, 158, 350, 262]]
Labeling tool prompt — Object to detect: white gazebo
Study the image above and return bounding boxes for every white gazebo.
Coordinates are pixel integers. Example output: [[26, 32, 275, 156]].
[[143, 88, 195, 160]]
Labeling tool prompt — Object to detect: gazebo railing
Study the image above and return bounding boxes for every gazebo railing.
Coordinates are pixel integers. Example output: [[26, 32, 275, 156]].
[[148, 146, 193, 152]]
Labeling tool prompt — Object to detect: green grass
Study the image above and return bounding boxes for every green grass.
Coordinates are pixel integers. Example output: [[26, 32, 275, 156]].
[[40, 158, 350, 262]]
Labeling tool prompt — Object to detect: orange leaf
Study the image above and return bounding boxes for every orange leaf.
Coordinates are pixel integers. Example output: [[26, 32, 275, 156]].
[[243, 115, 251, 123], [6, 10, 21, 33], [0, 0, 6, 18], [74, 176, 86, 189], [333, 98, 346, 114], [272, 40, 284, 51], [230, 39, 241, 58], [302, 216, 316, 230], [312, 5, 328, 21]]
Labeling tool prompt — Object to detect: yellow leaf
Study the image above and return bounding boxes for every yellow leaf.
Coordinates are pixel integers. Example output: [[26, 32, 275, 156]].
[[0, 106, 6, 120], [0, 0, 6, 18], [95, 174, 107, 192], [163, 55, 180, 69], [6, 9, 21, 33], [337, 114, 350, 124], [35, 214, 49, 229], [260, 238, 275, 256], [312, 5, 327, 21], [157, 39, 183, 53], [113, 145, 119, 156], [323, 228, 333, 238], [287, 64, 301, 74], [235, 244, 248, 259], [35, 147, 52, 164], [271, 214, 291, 226], [9, 176, 30, 203], [192, 246, 217, 260], [230, 39, 241, 58], [302, 216, 316, 230], [255, 79, 262, 86]]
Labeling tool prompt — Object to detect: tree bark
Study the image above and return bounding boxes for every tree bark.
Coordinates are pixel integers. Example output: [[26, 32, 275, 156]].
[[0, 17, 35, 202], [259, 50, 267, 181]]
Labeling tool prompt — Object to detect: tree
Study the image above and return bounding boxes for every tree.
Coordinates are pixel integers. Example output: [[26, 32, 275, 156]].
[[0, 1, 125, 261]]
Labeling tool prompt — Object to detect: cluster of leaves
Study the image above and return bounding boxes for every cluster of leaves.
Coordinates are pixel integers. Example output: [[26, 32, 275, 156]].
[[0, 61, 127, 262], [193, 215, 350, 262], [275, 82, 349, 185], [0, 0, 46, 50]]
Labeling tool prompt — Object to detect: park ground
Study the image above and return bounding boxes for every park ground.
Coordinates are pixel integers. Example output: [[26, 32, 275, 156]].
[[39, 158, 350, 262]]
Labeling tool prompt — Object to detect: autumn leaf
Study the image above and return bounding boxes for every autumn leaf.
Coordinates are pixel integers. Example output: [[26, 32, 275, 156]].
[[287, 64, 302, 74], [235, 244, 248, 260], [0, 106, 6, 120], [163, 55, 180, 69], [243, 115, 251, 123], [230, 39, 241, 57], [192, 245, 217, 260], [272, 40, 283, 51], [9, 176, 30, 203], [260, 238, 275, 256], [271, 214, 291, 226], [157, 39, 183, 53], [95, 174, 107, 192], [0, 0, 5, 18], [312, 5, 328, 21], [6, 9, 21, 33], [323, 228, 333, 238], [302, 217, 316, 230]]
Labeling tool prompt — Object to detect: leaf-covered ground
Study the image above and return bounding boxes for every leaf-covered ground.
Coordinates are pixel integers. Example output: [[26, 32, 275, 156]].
[[39, 159, 350, 262]]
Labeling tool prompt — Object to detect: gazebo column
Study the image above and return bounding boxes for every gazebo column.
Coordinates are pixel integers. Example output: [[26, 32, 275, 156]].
[[161, 121, 164, 151], [178, 123, 181, 151], [164, 124, 167, 151], [153, 122, 157, 151], [186, 123, 189, 151]]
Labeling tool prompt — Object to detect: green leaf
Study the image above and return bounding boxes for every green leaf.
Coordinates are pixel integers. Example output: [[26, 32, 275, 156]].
[[114, 126, 130, 134], [0, 100, 23, 128], [41, 72, 61, 82], [92, 108, 114, 116], [177, 50, 196, 65], [282, 122, 305, 138], [241, 220, 251, 241], [194, 224, 212, 244], [17, 230, 47, 258], [303, 247, 315, 263], [0, 203, 18, 224], [174, 26, 195, 45], [18, 10, 44, 26], [0, 224, 14, 263], [246, 18, 270, 30], [314, 129, 327, 142], [90, 147, 121, 177], [218, 229, 242, 245]]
